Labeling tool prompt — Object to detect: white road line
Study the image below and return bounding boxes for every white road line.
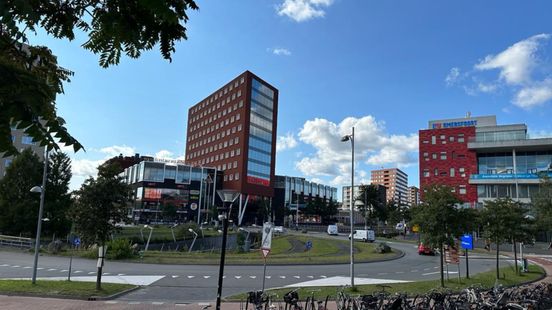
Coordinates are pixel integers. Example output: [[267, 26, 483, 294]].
[[411, 270, 419, 272], [128, 302, 141, 305], [61, 270, 68, 272], [187, 276, 195, 279], [74, 271, 82, 273], [433, 266, 439, 269], [423, 271, 458, 276], [47, 269, 56, 271], [118, 273, 125, 276], [235, 276, 242, 279], [266, 276, 271, 279], [294, 276, 300, 279], [88, 272, 95, 275], [280, 276, 286, 279], [307, 276, 314, 279], [152, 302, 164, 305], [105, 301, 118, 304], [395, 271, 404, 274], [103, 273, 111, 275], [37, 268, 44, 270], [23, 266, 32, 269], [203, 276, 210, 279], [249, 276, 256, 279], [320, 275, 327, 278], [423, 268, 430, 271], [377, 273, 388, 275], [12, 265, 20, 268], [172, 275, 179, 278], [0, 264, 8, 267]]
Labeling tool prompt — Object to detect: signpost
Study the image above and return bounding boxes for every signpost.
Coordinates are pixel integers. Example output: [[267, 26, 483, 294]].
[[261, 222, 273, 292], [461, 234, 473, 279], [68, 236, 81, 281]]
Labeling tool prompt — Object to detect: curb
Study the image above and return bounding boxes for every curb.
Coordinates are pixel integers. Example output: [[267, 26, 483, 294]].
[[88, 285, 141, 301], [0, 285, 140, 302]]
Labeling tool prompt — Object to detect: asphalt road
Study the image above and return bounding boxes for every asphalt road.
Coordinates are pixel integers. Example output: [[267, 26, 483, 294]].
[[0, 235, 500, 305]]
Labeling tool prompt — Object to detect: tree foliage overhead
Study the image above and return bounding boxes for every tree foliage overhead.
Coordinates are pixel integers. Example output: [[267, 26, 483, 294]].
[[70, 162, 131, 245], [0, 0, 198, 156]]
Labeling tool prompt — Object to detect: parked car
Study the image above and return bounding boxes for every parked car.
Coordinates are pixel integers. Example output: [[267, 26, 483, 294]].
[[348, 229, 375, 242], [273, 226, 285, 234], [327, 225, 339, 235], [418, 243, 435, 255]]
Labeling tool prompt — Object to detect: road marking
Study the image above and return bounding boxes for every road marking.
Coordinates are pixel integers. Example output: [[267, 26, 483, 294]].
[[294, 276, 300, 279], [280, 276, 286, 279], [423, 271, 458, 276], [377, 273, 388, 275], [433, 266, 439, 269], [235, 276, 242, 279], [118, 273, 125, 276], [74, 271, 82, 273], [172, 275, 179, 278], [187, 276, 195, 279], [411, 270, 419, 272], [12, 265, 20, 268], [249, 276, 256, 279], [307, 276, 314, 279], [48, 269, 56, 271], [266, 276, 271, 279], [129, 302, 141, 305], [395, 271, 404, 274], [0, 264, 8, 267], [223, 276, 226, 279], [152, 302, 164, 305], [203, 276, 210, 279], [61, 270, 68, 272], [105, 301, 118, 304], [37, 268, 44, 270], [423, 268, 430, 271], [23, 266, 32, 269], [103, 273, 111, 275], [320, 275, 327, 278], [88, 272, 95, 274]]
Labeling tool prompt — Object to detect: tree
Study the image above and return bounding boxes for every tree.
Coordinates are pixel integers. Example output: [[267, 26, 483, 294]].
[[533, 176, 552, 238], [303, 196, 337, 225], [1, 0, 199, 155], [70, 162, 130, 289], [43, 151, 73, 238], [411, 184, 465, 287], [355, 185, 385, 227], [0, 149, 42, 235], [481, 198, 528, 279]]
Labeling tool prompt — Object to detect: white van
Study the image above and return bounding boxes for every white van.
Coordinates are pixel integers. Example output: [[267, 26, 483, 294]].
[[327, 225, 338, 235], [349, 229, 375, 242]]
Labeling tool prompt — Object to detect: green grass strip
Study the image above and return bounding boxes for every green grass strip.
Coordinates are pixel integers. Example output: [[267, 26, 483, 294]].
[[0, 280, 136, 298]]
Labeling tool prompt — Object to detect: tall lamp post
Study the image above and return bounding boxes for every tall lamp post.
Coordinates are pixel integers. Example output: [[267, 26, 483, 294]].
[[341, 127, 355, 288], [215, 189, 240, 310], [30, 149, 48, 285]]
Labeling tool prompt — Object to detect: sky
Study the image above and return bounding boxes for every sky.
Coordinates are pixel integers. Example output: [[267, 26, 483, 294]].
[[29, 0, 552, 198]]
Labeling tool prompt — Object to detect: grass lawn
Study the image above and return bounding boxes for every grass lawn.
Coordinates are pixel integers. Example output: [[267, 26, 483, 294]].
[[133, 235, 399, 265], [0, 280, 136, 298], [226, 264, 545, 301]]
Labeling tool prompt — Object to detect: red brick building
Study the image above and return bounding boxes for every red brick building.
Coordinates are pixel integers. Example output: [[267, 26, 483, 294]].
[[185, 71, 278, 224]]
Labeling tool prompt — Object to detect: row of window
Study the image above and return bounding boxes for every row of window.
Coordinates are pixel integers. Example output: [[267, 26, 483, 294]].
[[477, 184, 537, 199], [422, 151, 467, 161], [423, 133, 465, 145], [11, 135, 36, 145], [188, 124, 242, 151], [223, 172, 240, 182], [188, 103, 243, 138], [189, 76, 245, 116], [190, 92, 242, 123], [252, 78, 274, 99], [188, 146, 242, 164], [477, 151, 552, 174], [423, 167, 467, 178]]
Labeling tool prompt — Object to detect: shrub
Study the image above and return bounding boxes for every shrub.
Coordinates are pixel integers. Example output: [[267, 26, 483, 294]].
[[106, 239, 136, 259], [375, 242, 391, 254], [176, 222, 200, 240], [47, 240, 64, 254]]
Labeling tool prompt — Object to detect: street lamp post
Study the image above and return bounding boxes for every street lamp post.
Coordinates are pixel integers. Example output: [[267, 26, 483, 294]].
[[341, 126, 355, 288], [215, 189, 240, 310], [30, 149, 48, 285], [188, 228, 198, 253], [144, 225, 154, 252]]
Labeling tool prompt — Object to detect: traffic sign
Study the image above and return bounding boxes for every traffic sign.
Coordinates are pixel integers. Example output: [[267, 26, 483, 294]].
[[412, 224, 420, 233], [261, 248, 270, 258], [73, 237, 81, 247], [305, 240, 312, 251], [461, 234, 473, 250]]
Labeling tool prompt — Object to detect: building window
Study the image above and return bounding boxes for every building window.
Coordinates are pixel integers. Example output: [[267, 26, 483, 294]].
[[434, 168, 438, 176], [235, 173, 239, 180], [236, 148, 241, 155], [423, 152, 428, 158], [423, 169, 430, 177], [224, 175, 228, 181], [238, 124, 242, 131], [431, 136, 436, 144], [21, 135, 35, 145], [440, 152, 447, 160], [459, 186, 467, 195], [222, 164, 227, 170], [450, 168, 455, 177], [458, 134, 465, 143], [229, 174, 233, 181], [233, 161, 237, 168], [422, 140, 429, 144], [432, 153, 437, 159], [440, 135, 445, 140], [459, 167, 465, 173], [449, 136, 455, 142]]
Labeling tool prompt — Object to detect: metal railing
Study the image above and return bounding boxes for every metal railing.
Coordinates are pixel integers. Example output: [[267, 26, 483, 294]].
[[0, 234, 33, 249]]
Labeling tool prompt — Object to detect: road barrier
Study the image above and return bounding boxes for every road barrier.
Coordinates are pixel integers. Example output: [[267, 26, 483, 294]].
[[0, 234, 33, 249]]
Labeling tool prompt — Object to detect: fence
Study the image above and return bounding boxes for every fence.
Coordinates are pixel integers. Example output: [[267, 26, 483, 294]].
[[0, 234, 33, 249]]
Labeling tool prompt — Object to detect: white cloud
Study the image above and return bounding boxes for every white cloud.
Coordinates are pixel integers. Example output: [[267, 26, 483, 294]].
[[529, 129, 552, 139], [99, 145, 136, 157], [445, 67, 461, 86], [450, 34, 552, 109], [277, 0, 333, 22], [268, 47, 292, 56], [71, 159, 104, 179], [295, 116, 418, 188], [155, 150, 174, 159], [277, 133, 298, 152], [475, 33, 550, 85], [513, 78, 552, 108]]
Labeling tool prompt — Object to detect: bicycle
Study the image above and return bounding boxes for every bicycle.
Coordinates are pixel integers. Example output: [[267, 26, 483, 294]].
[[284, 288, 303, 310], [304, 289, 329, 310]]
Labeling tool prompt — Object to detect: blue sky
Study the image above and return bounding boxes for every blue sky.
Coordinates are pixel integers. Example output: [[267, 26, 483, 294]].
[[30, 0, 552, 197]]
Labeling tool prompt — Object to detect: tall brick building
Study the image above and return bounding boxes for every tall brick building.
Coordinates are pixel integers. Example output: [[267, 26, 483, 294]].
[[370, 168, 408, 205], [185, 71, 278, 224]]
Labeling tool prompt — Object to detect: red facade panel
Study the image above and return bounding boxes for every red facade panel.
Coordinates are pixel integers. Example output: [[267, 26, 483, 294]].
[[419, 127, 477, 204]]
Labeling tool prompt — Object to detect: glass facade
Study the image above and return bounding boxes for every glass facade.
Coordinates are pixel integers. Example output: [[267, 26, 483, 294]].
[[477, 184, 539, 199], [247, 78, 274, 184], [475, 130, 526, 143], [478, 151, 552, 174]]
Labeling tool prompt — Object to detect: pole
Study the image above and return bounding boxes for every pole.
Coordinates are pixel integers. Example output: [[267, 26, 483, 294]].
[[262, 257, 267, 292], [466, 249, 470, 279], [198, 167, 204, 224], [295, 190, 299, 230], [145, 228, 153, 252], [513, 237, 518, 275], [350, 127, 355, 288], [68, 250, 73, 281], [216, 205, 229, 310], [520, 242, 524, 272], [32, 149, 48, 284], [364, 186, 367, 231]]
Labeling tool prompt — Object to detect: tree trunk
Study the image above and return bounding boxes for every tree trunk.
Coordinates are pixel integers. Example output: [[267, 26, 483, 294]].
[[496, 238, 500, 279], [513, 237, 518, 275], [440, 243, 445, 287]]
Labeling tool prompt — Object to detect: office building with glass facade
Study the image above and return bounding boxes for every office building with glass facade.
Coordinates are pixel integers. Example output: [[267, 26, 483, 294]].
[[121, 159, 222, 224], [419, 115, 552, 206], [185, 71, 278, 225]]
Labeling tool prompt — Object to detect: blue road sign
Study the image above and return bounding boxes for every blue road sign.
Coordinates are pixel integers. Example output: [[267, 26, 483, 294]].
[[305, 240, 312, 251], [73, 237, 81, 246], [461, 234, 473, 250]]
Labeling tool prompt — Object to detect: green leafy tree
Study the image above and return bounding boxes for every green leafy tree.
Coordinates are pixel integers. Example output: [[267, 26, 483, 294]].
[[70, 162, 130, 289], [1, 0, 199, 155], [355, 185, 385, 227], [533, 176, 552, 237], [481, 198, 528, 279], [0, 149, 42, 235], [411, 184, 465, 287], [161, 201, 178, 222], [43, 151, 72, 238]]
